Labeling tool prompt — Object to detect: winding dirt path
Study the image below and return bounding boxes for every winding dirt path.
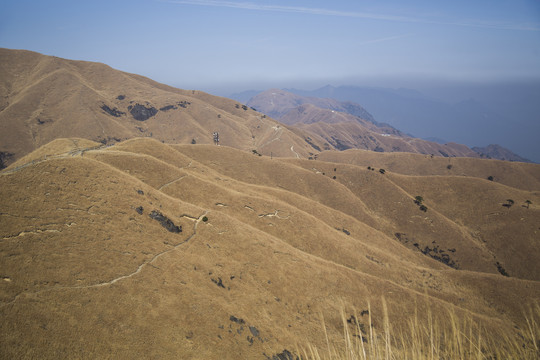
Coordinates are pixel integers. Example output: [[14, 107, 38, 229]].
[[0, 210, 209, 308]]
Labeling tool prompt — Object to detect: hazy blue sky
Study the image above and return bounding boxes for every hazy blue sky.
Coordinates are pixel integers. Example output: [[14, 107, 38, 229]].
[[2, 0, 540, 161], [2, 0, 540, 92]]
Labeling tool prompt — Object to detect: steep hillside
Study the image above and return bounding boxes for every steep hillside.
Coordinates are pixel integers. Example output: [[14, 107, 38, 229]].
[[247, 89, 480, 158], [0, 48, 324, 165], [1, 138, 538, 358]]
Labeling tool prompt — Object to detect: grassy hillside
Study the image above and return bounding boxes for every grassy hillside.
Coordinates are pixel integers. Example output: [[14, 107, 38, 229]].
[[1, 138, 538, 358], [0, 48, 323, 166]]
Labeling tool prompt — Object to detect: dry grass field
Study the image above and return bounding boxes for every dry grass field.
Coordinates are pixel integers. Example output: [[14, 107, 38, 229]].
[[1, 138, 539, 359], [0, 48, 322, 166], [1, 48, 539, 359]]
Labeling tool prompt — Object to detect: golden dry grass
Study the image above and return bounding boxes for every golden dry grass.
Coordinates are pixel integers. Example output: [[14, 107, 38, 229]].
[[1, 138, 539, 358], [0, 48, 323, 166], [303, 300, 540, 360]]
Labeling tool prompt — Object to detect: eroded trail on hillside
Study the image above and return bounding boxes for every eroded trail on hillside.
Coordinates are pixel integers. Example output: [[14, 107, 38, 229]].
[[0, 143, 110, 175], [0, 210, 209, 308]]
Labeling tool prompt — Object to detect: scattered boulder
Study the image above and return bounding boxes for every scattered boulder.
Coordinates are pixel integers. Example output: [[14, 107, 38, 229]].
[[265, 349, 298, 360], [229, 315, 245, 325], [36, 118, 54, 125], [249, 326, 259, 337], [211, 277, 225, 288]]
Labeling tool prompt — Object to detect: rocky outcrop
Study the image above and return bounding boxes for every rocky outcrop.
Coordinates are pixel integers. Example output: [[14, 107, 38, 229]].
[[129, 104, 158, 121], [149, 210, 182, 233]]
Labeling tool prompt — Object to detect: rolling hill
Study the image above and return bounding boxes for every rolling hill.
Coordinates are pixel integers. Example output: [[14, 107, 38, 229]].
[[0, 48, 324, 167], [1, 137, 539, 358], [1, 48, 539, 359]]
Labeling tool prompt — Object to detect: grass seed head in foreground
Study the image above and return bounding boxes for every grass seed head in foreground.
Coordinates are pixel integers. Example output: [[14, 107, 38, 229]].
[[301, 299, 540, 360]]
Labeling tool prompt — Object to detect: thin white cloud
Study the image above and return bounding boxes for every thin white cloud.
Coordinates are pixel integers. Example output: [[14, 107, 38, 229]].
[[160, 0, 420, 22], [160, 0, 540, 31], [358, 34, 413, 46]]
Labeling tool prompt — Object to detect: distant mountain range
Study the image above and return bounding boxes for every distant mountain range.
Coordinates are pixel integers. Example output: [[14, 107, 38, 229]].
[[231, 86, 534, 163], [286, 85, 537, 162]]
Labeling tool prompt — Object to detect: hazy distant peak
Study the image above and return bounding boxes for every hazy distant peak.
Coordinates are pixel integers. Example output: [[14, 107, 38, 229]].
[[472, 144, 533, 163]]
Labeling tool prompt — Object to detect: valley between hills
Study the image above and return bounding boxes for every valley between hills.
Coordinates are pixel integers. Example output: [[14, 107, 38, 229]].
[[1, 48, 539, 359]]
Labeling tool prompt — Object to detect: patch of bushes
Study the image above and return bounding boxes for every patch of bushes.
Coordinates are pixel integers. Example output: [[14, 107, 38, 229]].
[[502, 199, 514, 208], [414, 195, 428, 212], [496, 261, 510, 277]]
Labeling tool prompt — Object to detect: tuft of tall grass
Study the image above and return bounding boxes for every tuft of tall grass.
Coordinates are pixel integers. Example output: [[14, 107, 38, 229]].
[[300, 300, 539, 360]]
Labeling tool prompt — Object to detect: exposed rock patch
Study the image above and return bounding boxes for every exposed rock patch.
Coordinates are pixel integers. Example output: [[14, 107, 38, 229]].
[[129, 104, 158, 121], [101, 104, 125, 117], [149, 210, 182, 233], [0, 151, 14, 169], [159, 105, 177, 111], [265, 349, 298, 360], [36, 117, 54, 125], [229, 315, 245, 325]]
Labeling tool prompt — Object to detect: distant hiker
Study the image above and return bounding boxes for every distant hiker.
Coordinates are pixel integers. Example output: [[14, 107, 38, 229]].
[[213, 132, 219, 145]]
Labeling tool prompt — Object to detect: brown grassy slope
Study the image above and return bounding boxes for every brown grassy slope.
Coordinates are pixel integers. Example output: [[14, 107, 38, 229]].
[[395, 174, 540, 280], [4, 138, 102, 171], [318, 148, 540, 191], [1, 138, 539, 359], [0, 48, 323, 165], [172, 143, 539, 279]]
